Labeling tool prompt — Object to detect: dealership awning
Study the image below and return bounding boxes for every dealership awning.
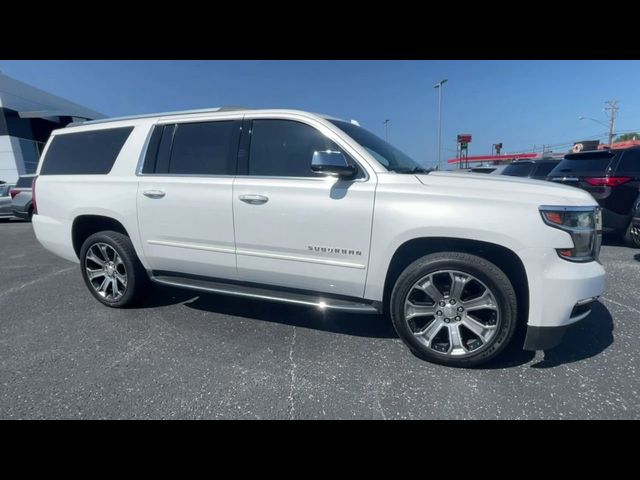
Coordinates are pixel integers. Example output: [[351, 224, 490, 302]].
[[447, 153, 539, 164], [17, 110, 94, 121]]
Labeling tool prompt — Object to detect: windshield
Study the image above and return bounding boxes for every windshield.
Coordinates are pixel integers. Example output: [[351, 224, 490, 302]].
[[328, 120, 428, 173]]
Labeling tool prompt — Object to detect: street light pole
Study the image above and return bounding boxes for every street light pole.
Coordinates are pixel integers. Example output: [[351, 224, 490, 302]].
[[383, 119, 390, 142], [434, 79, 448, 170]]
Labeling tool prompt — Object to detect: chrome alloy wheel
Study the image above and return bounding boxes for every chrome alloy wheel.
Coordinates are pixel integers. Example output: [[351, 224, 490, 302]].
[[84, 242, 127, 301], [403, 270, 500, 356]]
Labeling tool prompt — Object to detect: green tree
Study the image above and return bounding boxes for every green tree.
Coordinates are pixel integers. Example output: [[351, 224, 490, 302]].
[[614, 132, 640, 142]]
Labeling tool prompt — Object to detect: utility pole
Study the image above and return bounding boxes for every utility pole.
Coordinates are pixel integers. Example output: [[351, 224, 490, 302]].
[[383, 119, 390, 142], [605, 99, 619, 147], [434, 79, 448, 170]]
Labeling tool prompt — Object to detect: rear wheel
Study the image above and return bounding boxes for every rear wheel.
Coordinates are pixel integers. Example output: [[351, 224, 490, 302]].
[[390, 252, 518, 367], [624, 221, 640, 248], [79, 231, 148, 308]]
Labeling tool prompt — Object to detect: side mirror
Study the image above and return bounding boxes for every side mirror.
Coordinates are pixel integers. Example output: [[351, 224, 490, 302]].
[[311, 150, 357, 178]]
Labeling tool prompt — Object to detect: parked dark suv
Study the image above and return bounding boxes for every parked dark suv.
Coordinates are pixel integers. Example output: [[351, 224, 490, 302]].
[[501, 158, 560, 180], [547, 147, 640, 247]]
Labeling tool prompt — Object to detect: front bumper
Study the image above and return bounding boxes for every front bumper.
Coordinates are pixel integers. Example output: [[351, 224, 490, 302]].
[[518, 247, 605, 350], [523, 297, 598, 350]]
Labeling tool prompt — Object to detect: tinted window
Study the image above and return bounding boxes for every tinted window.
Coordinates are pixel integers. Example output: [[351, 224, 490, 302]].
[[532, 161, 558, 178], [168, 121, 238, 175], [502, 162, 534, 177], [0, 185, 9, 196], [616, 149, 640, 174], [329, 119, 425, 173], [15, 177, 33, 188], [249, 120, 345, 177], [40, 127, 133, 175], [141, 125, 164, 174], [549, 153, 615, 176]]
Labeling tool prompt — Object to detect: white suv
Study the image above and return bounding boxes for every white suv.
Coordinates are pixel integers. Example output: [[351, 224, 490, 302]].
[[32, 108, 605, 367]]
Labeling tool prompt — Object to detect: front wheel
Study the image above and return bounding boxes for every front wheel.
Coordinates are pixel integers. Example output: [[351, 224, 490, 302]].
[[79, 231, 148, 308], [390, 252, 518, 367]]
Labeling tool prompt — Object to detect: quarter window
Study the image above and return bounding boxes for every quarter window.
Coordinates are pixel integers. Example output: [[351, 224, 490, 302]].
[[40, 127, 133, 175]]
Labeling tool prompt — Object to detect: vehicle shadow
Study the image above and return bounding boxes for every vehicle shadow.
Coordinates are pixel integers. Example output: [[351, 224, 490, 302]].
[[529, 301, 614, 369], [138, 285, 398, 339], [635, 254, 640, 262], [460, 301, 614, 369], [136, 286, 614, 364]]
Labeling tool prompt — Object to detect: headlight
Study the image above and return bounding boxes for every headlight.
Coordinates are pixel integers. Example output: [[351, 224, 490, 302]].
[[539, 206, 602, 262]]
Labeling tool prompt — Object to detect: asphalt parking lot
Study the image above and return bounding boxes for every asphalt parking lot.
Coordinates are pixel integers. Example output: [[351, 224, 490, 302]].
[[0, 220, 638, 419]]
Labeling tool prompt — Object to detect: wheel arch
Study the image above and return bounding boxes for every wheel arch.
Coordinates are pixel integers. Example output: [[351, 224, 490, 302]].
[[71, 215, 131, 259], [382, 237, 529, 326]]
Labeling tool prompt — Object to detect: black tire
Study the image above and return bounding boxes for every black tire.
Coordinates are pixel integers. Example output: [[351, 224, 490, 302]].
[[623, 221, 640, 248], [390, 252, 518, 367], [27, 207, 33, 222], [79, 230, 148, 308]]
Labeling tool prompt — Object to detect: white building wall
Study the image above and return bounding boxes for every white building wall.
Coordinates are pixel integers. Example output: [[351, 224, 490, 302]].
[[0, 135, 19, 183], [0, 72, 105, 183]]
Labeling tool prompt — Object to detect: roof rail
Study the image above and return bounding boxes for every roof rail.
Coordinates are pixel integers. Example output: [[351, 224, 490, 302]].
[[66, 106, 252, 128]]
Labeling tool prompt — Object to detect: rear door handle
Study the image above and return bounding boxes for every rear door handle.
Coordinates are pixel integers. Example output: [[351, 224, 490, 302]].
[[143, 190, 166, 199], [239, 194, 269, 205]]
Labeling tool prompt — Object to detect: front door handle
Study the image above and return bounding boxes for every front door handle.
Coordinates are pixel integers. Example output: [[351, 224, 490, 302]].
[[143, 190, 166, 199], [239, 194, 269, 205]]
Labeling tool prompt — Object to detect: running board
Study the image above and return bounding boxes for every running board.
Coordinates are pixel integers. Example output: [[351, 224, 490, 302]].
[[150, 274, 381, 314]]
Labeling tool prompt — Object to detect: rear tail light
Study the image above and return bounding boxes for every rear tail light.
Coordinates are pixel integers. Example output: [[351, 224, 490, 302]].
[[10, 189, 19, 199], [584, 176, 631, 187], [32, 176, 38, 215]]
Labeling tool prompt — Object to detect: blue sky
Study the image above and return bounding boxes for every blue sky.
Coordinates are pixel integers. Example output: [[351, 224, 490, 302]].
[[2, 60, 640, 168]]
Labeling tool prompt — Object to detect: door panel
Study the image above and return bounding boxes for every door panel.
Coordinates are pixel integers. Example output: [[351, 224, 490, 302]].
[[137, 176, 237, 279], [233, 177, 375, 297], [136, 118, 242, 279], [231, 118, 375, 298]]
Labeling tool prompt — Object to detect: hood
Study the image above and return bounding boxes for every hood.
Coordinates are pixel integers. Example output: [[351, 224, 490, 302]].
[[414, 171, 597, 207]]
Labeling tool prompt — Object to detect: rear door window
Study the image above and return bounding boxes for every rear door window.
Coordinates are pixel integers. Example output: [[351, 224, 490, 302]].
[[143, 121, 241, 175], [40, 127, 133, 175]]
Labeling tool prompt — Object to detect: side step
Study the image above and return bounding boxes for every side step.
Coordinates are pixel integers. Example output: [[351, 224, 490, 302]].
[[150, 274, 381, 314]]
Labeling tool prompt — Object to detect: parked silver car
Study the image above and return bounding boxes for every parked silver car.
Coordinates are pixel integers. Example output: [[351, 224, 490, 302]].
[[10, 175, 35, 221], [0, 183, 15, 220]]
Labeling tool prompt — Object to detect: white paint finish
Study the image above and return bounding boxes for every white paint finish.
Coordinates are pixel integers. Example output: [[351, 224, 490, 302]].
[[0, 137, 18, 183], [518, 246, 605, 328], [32, 107, 606, 334], [32, 214, 78, 263], [0, 135, 14, 153], [137, 176, 238, 280], [233, 175, 375, 297]]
